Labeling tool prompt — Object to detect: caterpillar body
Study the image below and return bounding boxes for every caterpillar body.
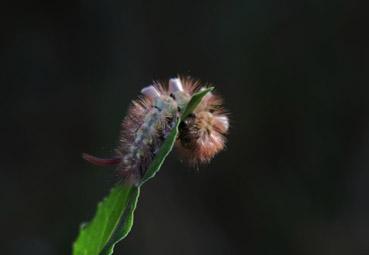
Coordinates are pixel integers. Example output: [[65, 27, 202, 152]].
[[83, 77, 229, 185]]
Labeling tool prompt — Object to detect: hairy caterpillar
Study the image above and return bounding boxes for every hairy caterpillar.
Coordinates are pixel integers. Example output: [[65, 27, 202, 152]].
[[83, 77, 229, 185]]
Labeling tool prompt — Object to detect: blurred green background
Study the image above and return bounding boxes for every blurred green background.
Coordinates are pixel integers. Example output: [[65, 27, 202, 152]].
[[1, 0, 369, 254]]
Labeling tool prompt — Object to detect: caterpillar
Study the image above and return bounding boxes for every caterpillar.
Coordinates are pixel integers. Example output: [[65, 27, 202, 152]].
[[83, 76, 229, 185]]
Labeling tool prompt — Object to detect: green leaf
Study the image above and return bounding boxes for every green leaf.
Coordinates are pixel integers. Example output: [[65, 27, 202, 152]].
[[72, 87, 213, 255], [181, 87, 214, 120], [73, 184, 134, 255], [100, 187, 140, 255]]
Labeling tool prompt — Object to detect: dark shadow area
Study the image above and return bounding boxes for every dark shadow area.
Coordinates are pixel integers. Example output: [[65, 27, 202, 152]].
[[1, 0, 369, 254]]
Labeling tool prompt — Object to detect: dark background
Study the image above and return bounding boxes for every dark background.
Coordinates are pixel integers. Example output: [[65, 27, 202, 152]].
[[1, 0, 369, 254]]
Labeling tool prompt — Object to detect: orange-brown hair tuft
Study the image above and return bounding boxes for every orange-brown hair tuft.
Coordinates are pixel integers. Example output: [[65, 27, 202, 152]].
[[176, 78, 229, 165]]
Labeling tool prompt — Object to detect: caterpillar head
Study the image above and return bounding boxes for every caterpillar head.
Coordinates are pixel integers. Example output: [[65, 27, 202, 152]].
[[175, 80, 229, 165]]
